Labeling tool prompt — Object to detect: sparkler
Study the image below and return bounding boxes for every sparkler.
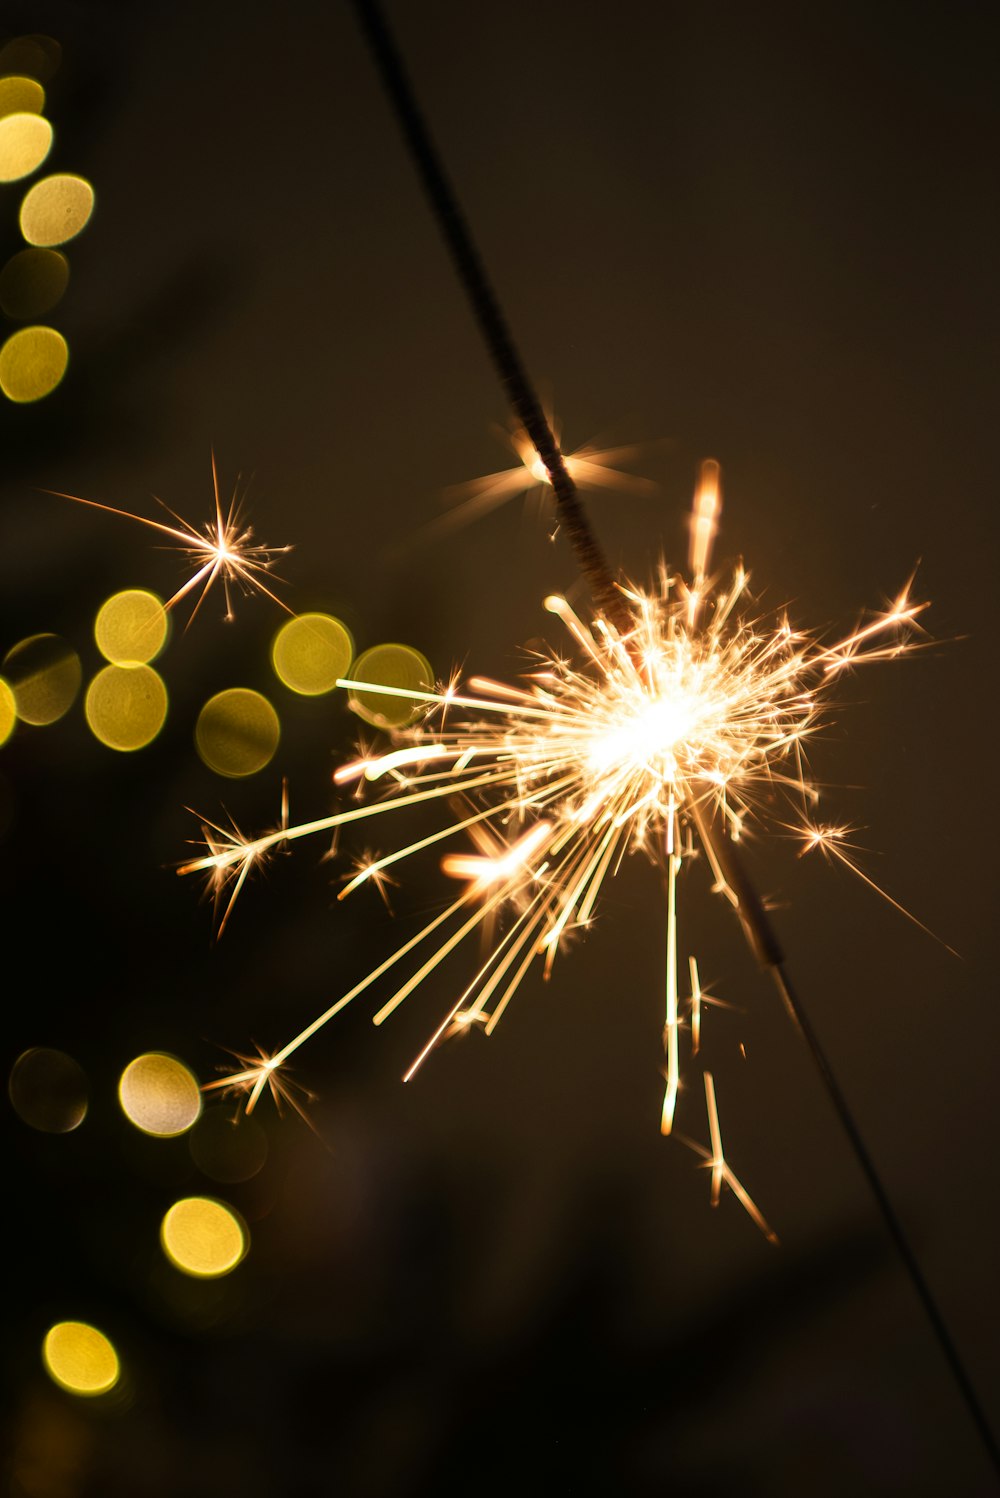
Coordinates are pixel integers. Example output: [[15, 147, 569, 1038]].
[[4, 5, 990, 1482], [179, 465, 927, 1187], [290, 0, 998, 1469], [46, 452, 292, 624]]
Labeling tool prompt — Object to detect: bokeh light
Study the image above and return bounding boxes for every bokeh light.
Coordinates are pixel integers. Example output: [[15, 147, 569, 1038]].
[[0, 112, 52, 183], [94, 590, 168, 666], [271, 612, 353, 696], [0, 76, 45, 118], [118, 1053, 201, 1137], [42, 1322, 119, 1397], [85, 665, 167, 751], [2, 634, 80, 725], [0, 677, 15, 744], [0, 247, 69, 319], [188, 1107, 268, 1184], [0, 325, 68, 402], [195, 688, 280, 777], [0, 36, 61, 84], [348, 642, 434, 728], [9, 1047, 88, 1133], [19, 172, 94, 246], [160, 1197, 247, 1278]]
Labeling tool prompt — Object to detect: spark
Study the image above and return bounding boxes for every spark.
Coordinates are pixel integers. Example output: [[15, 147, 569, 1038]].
[[686, 958, 733, 1055], [795, 819, 956, 953], [202, 1044, 316, 1124], [436, 417, 657, 531], [677, 1072, 779, 1242], [690, 956, 703, 1054], [344, 851, 400, 911], [181, 462, 929, 1171], [186, 780, 290, 937], [47, 453, 292, 624]]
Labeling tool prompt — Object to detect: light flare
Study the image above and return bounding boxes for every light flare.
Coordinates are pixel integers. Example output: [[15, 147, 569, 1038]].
[[435, 417, 657, 531]]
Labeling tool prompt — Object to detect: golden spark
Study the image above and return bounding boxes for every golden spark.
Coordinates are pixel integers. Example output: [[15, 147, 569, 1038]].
[[202, 1044, 316, 1125], [794, 819, 955, 953], [47, 453, 292, 624], [436, 417, 656, 531], [187, 780, 290, 937], [676, 1072, 779, 1243]]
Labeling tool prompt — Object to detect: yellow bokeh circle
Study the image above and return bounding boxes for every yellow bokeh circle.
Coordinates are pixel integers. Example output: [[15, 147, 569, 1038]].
[[43, 1322, 120, 1397], [0, 247, 69, 319], [118, 1052, 201, 1137], [195, 688, 280, 777], [160, 1197, 247, 1279], [0, 677, 15, 744], [0, 36, 62, 84], [348, 643, 434, 729], [19, 172, 94, 246], [0, 112, 52, 183], [2, 633, 80, 724], [9, 1046, 88, 1133], [0, 77, 45, 119], [188, 1108, 268, 1184], [271, 612, 353, 696], [0, 325, 68, 402], [85, 664, 167, 751], [94, 589, 168, 666]]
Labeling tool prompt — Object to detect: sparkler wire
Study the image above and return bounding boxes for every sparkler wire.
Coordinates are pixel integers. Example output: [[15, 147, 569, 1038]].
[[704, 818, 1000, 1471], [350, 0, 632, 638], [352, 0, 999, 1472], [771, 964, 1000, 1473]]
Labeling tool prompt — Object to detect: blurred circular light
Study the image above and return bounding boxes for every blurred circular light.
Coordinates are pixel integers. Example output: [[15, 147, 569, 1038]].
[[20, 173, 94, 246], [0, 677, 15, 744], [118, 1052, 201, 1137], [271, 612, 353, 696], [348, 643, 434, 729], [189, 1107, 268, 1184], [0, 112, 52, 182], [0, 76, 45, 119], [94, 590, 168, 666], [160, 1197, 247, 1278], [9, 1047, 88, 1133], [43, 1321, 119, 1396], [0, 325, 68, 402], [2, 634, 80, 724], [85, 664, 167, 751], [195, 688, 279, 777], [0, 247, 69, 319], [0, 36, 62, 83]]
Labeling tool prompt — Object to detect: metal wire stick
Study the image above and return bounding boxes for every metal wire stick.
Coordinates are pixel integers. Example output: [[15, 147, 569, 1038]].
[[351, 0, 632, 639]]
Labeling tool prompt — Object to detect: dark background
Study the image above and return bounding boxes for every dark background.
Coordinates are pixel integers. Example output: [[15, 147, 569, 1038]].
[[2, 3, 997, 1494]]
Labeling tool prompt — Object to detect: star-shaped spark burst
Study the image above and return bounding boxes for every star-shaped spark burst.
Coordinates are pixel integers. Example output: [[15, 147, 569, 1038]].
[[47, 452, 292, 624], [186, 781, 290, 937], [793, 819, 954, 952], [436, 416, 657, 532], [342, 851, 400, 911], [202, 1044, 317, 1125]]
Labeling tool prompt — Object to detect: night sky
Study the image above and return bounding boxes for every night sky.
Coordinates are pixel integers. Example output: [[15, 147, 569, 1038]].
[[3, 4, 998, 1494]]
